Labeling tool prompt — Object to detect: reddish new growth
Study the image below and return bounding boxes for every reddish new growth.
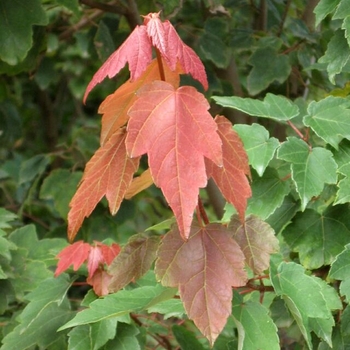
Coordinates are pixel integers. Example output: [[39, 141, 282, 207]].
[[55, 241, 120, 296], [60, 12, 253, 345], [68, 12, 251, 242]]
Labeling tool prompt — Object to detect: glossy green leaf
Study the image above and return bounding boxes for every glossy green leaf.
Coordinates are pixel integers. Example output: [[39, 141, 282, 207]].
[[59, 285, 176, 330], [319, 30, 350, 84], [233, 124, 280, 176], [213, 94, 298, 121], [247, 47, 291, 95], [172, 324, 204, 350], [67, 318, 117, 350], [314, 0, 340, 26], [232, 291, 279, 350], [277, 137, 337, 209], [246, 168, 290, 219], [40, 169, 82, 219], [283, 207, 350, 269], [0, 0, 48, 65], [304, 96, 350, 149], [1, 275, 73, 350]]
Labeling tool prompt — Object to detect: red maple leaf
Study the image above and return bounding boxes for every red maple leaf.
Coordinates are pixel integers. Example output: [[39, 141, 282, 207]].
[[55, 240, 91, 276], [206, 115, 251, 221], [68, 128, 139, 241], [84, 12, 207, 102], [87, 268, 113, 296], [155, 222, 247, 345], [126, 81, 222, 239]]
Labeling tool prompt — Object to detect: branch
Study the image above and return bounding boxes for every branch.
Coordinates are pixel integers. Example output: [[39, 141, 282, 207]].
[[79, 0, 128, 15]]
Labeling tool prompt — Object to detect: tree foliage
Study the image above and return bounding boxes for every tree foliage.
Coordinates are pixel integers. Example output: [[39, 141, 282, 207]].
[[2, 0, 350, 349]]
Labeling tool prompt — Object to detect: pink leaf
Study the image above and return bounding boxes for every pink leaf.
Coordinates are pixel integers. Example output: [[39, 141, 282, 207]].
[[84, 25, 152, 102], [55, 241, 91, 276], [126, 81, 222, 239], [87, 246, 104, 278]]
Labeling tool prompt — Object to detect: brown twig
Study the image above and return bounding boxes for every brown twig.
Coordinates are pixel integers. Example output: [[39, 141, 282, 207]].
[[197, 196, 210, 225]]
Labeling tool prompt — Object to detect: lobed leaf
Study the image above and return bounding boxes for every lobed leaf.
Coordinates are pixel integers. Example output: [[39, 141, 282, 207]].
[[126, 81, 222, 239], [277, 137, 337, 210], [124, 168, 153, 199], [55, 240, 91, 276], [304, 96, 350, 149], [206, 115, 251, 222], [229, 215, 279, 275], [313, 0, 340, 26], [108, 234, 160, 293], [83, 25, 152, 102], [98, 58, 181, 146], [155, 222, 247, 345], [68, 129, 140, 241], [283, 207, 350, 269], [213, 93, 299, 121]]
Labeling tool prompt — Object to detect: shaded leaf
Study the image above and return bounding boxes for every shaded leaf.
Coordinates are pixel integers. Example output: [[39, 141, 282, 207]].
[[277, 137, 337, 210], [319, 29, 350, 84], [98, 58, 181, 146], [234, 123, 280, 176], [59, 285, 176, 330], [283, 207, 350, 269], [108, 234, 160, 292], [206, 116, 251, 222], [232, 291, 279, 350], [19, 154, 51, 185], [172, 324, 204, 350], [246, 167, 291, 220], [247, 48, 291, 95], [55, 241, 91, 276], [314, 0, 340, 26], [304, 96, 350, 149], [155, 222, 247, 345], [126, 81, 222, 239], [229, 215, 279, 275], [0, 0, 48, 65], [213, 93, 299, 121], [68, 129, 140, 241]]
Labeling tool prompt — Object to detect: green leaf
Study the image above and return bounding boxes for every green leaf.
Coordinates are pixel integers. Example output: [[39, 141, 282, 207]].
[[19, 154, 51, 185], [319, 30, 350, 84], [340, 279, 350, 302], [59, 285, 177, 330], [0, 236, 16, 260], [67, 318, 118, 350], [283, 207, 350, 269], [200, 18, 230, 68], [266, 194, 300, 234], [147, 298, 186, 319], [304, 96, 350, 149], [213, 93, 299, 121], [232, 291, 279, 350], [40, 169, 82, 219], [233, 124, 280, 176], [172, 325, 204, 350], [329, 243, 350, 280], [54, 0, 80, 17], [247, 47, 291, 95], [333, 0, 350, 19], [0, 208, 17, 230], [270, 262, 333, 349], [104, 323, 140, 350], [246, 168, 291, 219], [277, 137, 337, 210], [94, 21, 115, 62], [313, 0, 341, 26], [1, 275, 73, 350], [0, 0, 48, 65]]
